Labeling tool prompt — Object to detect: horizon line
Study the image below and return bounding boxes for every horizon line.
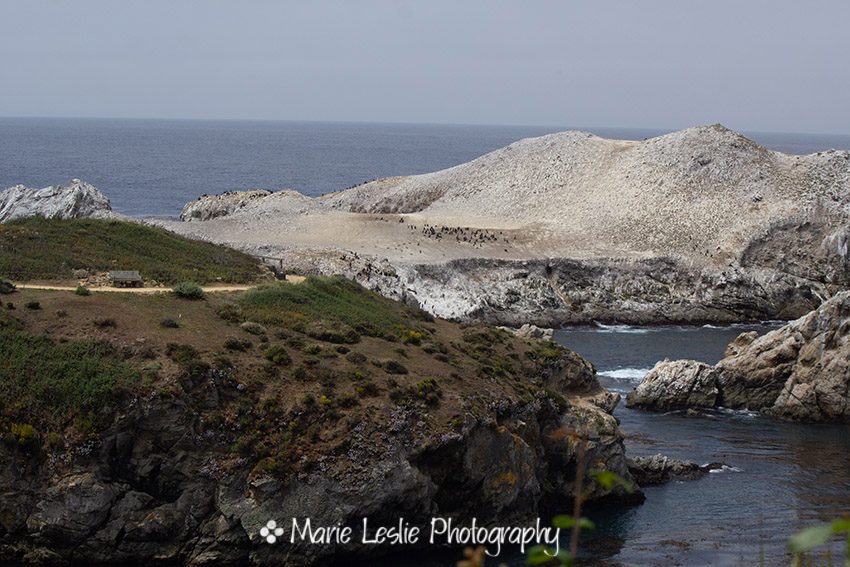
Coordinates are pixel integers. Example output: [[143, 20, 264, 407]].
[[2, 114, 848, 139]]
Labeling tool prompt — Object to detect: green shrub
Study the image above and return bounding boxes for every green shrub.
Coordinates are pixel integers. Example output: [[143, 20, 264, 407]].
[[240, 321, 267, 335], [74, 285, 91, 296], [9, 423, 39, 450], [0, 324, 138, 431], [356, 381, 379, 397], [160, 317, 180, 328], [93, 317, 117, 328], [402, 329, 423, 345], [165, 343, 199, 364], [338, 393, 358, 408], [0, 279, 16, 294], [172, 281, 205, 300], [415, 378, 442, 406], [345, 351, 366, 364], [303, 344, 322, 355], [264, 345, 292, 366], [224, 337, 252, 351], [25, 301, 41, 310], [45, 431, 64, 451], [216, 303, 242, 322], [383, 360, 409, 374], [304, 320, 360, 344]]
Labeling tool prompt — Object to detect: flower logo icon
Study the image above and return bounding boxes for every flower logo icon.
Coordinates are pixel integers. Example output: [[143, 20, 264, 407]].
[[260, 520, 284, 544]]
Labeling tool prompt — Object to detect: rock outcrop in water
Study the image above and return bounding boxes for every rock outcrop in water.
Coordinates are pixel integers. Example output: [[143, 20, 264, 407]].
[[0, 179, 115, 223], [158, 125, 850, 325], [627, 454, 726, 486], [626, 292, 850, 422]]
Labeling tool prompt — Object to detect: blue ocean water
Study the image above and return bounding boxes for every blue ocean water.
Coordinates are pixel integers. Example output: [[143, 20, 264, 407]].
[[2, 117, 849, 217]]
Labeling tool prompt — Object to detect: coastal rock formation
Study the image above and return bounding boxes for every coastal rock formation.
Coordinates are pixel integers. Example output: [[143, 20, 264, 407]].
[[182, 190, 271, 221], [0, 387, 637, 566], [181, 189, 316, 222], [627, 454, 726, 486], [0, 291, 640, 565], [0, 179, 115, 223], [158, 125, 850, 325], [501, 324, 555, 341], [623, 360, 720, 411], [627, 292, 850, 422]]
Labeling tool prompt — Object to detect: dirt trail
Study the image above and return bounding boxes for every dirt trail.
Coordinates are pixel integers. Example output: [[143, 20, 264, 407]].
[[15, 275, 305, 294]]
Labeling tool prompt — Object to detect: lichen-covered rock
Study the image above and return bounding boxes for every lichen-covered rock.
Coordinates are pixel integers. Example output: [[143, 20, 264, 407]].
[[625, 360, 720, 411], [627, 292, 850, 422], [181, 190, 311, 222], [181, 190, 273, 221], [512, 324, 554, 341], [0, 179, 114, 223]]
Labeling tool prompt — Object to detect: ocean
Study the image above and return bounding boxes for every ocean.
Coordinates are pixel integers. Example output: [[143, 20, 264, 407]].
[[4, 117, 850, 565], [2, 117, 849, 217]]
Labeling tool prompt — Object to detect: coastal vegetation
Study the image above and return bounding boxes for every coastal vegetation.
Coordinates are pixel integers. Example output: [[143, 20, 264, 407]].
[[0, 217, 265, 284], [0, 245, 638, 565]]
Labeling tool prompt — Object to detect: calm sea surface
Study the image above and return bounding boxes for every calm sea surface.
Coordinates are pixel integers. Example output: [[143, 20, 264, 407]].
[[2, 117, 849, 217], [4, 118, 849, 565]]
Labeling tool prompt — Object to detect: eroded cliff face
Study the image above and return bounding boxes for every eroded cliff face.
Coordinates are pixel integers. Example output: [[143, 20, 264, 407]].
[[626, 292, 850, 422], [264, 249, 832, 325], [0, 180, 115, 223], [0, 368, 636, 566]]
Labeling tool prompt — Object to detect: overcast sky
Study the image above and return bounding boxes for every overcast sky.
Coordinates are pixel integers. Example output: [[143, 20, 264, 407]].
[[2, 1, 849, 133]]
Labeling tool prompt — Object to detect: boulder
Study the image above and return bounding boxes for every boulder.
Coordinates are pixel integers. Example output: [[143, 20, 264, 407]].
[[625, 360, 720, 411], [500, 323, 554, 341], [627, 454, 726, 486], [180, 190, 273, 222], [0, 180, 114, 223], [627, 292, 850, 422]]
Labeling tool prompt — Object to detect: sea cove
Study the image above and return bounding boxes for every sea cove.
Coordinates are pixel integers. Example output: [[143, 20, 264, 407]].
[[2, 3, 849, 565]]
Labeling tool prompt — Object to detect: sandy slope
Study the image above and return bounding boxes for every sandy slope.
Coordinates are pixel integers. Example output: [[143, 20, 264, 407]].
[[168, 124, 849, 268]]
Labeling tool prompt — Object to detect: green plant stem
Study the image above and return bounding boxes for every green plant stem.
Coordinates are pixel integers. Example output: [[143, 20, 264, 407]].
[[570, 436, 588, 558]]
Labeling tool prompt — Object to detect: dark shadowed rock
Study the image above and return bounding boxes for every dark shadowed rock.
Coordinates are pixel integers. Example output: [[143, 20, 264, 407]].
[[627, 454, 726, 486]]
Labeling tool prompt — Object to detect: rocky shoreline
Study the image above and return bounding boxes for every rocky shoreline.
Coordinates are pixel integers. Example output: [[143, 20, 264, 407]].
[[0, 358, 639, 566], [626, 292, 850, 422]]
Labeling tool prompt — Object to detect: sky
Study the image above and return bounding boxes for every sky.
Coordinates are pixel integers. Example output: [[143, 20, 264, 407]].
[[1, 0, 849, 134]]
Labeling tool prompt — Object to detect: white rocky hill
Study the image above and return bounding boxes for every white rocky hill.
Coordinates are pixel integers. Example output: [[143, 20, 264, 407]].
[[0, 179, 116, 223], [163, 125, 850, 324]]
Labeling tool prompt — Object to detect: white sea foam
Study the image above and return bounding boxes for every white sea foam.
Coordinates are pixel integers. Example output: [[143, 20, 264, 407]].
[[708, 465, 743, 473], [598, 367, 653, 381], [593, 323, 651, 334]]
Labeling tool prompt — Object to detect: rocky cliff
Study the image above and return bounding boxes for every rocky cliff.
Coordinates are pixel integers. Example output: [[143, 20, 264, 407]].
[[158, 125, 850, 324], [0, 179, 116, 223], [626, 292, 850, 422], [1, 280, 639, 565]]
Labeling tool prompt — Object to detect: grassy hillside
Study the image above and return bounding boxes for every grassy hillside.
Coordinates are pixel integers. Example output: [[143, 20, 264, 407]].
[[0, 313, 138, 432], [1, 277, 577, 470], [237, 276, 429, 339], [0, 217, 266, 284]]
